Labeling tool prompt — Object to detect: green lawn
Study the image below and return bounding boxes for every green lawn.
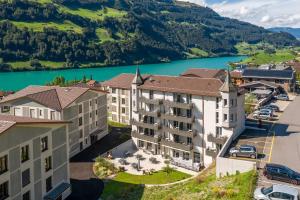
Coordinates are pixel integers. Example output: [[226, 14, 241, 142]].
[[102, 166, 257, 200], [6, 20, 83, 34], [102, 170, 191, 200], [96, 28, 115, 43], [108, 120, 129, 128]]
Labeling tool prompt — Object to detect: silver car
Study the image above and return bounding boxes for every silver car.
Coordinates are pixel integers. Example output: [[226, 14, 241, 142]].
[[254, 184, 299, 200]]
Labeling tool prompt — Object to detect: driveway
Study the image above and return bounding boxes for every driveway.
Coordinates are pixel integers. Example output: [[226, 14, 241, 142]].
[[67, 126, 131, 200]]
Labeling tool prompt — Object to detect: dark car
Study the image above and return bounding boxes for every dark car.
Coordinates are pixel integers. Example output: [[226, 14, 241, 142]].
[[261, 104, 280, 112], [275, 94, 289, 101], [263, 163, 300, 185], [229, 145, 257, 159]]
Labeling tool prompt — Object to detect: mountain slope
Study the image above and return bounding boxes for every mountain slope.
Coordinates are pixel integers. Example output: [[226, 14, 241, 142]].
[[269, 27, 300, 39], [0, 0, 299, 71]]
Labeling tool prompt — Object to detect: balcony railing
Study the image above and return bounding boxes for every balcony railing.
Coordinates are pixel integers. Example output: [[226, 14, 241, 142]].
[[163, 100, 193, 109], [160, 113, 194, 124], [131, 131, 161, 143], [207, 134, 228, 145], [139, 108, 160, 117], [206, 148, 218, 158], [131, 119, 161, 131], [163, 127, 197, 137], [161, 139, 193, 152], [139, 97, 163, 105]]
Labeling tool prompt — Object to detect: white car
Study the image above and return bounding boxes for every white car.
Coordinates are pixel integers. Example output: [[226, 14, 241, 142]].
[[254, 184, 299, 200]]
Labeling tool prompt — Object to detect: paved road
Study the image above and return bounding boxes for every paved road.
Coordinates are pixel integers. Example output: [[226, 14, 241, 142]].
[[67, 126, 131, 200], [257, 96, 300, 191]]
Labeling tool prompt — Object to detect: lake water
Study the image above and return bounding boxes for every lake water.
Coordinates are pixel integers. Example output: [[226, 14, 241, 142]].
[[0, 56, 246, 91]]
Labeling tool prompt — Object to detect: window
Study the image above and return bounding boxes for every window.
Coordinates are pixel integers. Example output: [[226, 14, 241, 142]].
[[183, 152, 189, 160], [22, 169, 30, 187], [79, 129, 83, 138], [0, 181, 9, 200], [1, 106, 10, 113], [50, 111, 55, 120], [187, 123, 192, 130], [216, 98, 219, 109], [216, 112, 219, 123], [41, 136, 48, 152], [121, 107, 126, 114], [95, 121, 98, 127], [230, 99, 234, 107], [216, 127, 222, 136], [29, 109, 35, 118], [269, 192, 281, 198], [96, 110, 98, 116], [46, 176, 52, 192], [22, 191, 30, 200], [95, 99, 98, 105], [79, 117, 83, 126], [194, 152, 201, 163], [121, 98, 126, 105], [90, 113, 92, 118], [79, 104, 83, 114], [45, 156, 52, 172], [21, 145, 30, 163], [223, 114, 228, 121], [112, 97, 117, 103], [173, 150, 180, 158], [138, 140, 144, 148], [223, 99, 227, 106], [149, 91, 154, 99], [0, 155, 8, 174], [187, 137, 192, 145], [230, 114, 234, 122], [187, 109, 192, 118], [39, 109, 43, 117], [133, 89, 136, 95], [111, 88, 116, 93]]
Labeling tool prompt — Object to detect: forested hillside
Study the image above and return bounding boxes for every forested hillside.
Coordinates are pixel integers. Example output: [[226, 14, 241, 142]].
[[0, 0, 299, 71]]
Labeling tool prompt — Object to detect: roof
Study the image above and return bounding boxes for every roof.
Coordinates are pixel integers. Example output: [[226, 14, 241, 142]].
[[241, 81, 280, 89], [102, 73, 149, 90], [220, 70, 237, 92], [0, 86, 103, 111], [180, 68, 226, 79], [0, 115, 70, 134], [242, 69, 294, 80], [132, 67, 144, 85], [230, 71, 242, 79], [138, 75, 224, 97]]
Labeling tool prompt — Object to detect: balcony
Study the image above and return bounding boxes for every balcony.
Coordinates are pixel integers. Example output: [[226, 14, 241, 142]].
[[206, 148, 217, 158], [207, 134, 228, 145], [139, 108, 160, 117], [161, 113, 194, 124], [161, 139, 193, 152], [131, 131, 161, 143], [163, 127, 197, 138], [131, 119, 161, 131], [222, 120, 237, 128], [163, 100, 193, 109], [139, 97, 162, 105]]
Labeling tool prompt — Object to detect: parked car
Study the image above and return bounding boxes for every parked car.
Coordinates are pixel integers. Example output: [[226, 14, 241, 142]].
[[229, 145, 257, 159], [253, 109, 273, 120], [275, 94, 289, 101], [254, 184, 299, 200], [261, 104, 280, 112], [263, 163, 300, 185]]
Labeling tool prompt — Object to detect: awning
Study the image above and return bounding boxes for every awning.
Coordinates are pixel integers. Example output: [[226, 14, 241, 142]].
[[44, 182, 71, 200]]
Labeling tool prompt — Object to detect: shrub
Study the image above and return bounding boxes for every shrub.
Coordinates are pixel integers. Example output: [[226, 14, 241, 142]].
[[162, 165, 174, 174]]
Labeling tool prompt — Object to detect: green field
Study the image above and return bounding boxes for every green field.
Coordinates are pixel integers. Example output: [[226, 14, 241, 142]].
[[235, 42, 275, 55], [101, 166, 257, 200], [6, 20, 83, 34], [8, 60, 65, 70], [96, 28, 115, 43], [58, 6, 127, 22], [241, 49, 297, 65]]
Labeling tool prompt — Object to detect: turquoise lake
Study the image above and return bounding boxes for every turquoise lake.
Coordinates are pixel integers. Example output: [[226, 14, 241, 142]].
[[0, 56, 246, 91]]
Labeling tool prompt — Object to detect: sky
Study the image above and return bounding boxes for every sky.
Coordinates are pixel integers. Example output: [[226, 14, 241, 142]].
[[181, 0, 300, 28]]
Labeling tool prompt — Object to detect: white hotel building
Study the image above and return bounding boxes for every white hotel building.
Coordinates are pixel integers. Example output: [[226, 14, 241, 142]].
[[130, 68, 245, 170]]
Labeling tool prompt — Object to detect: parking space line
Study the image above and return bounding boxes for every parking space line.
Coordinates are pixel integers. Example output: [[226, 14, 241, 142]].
[[268, 131, 276, 163]]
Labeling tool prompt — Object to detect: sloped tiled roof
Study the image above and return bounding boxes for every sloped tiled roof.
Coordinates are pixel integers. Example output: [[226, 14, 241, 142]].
[[139, 75, 223, 97], [102, 73, 149, 89], [0, 85, 99, 111], [0, 115, 69, 134], [181, 68, 226, 79]]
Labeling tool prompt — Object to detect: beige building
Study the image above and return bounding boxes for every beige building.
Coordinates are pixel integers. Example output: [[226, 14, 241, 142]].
[[0, 115, 71, 200], [130, 69, 245, 170], [0, 86, 108, 158], [102, 74, 136, 125]]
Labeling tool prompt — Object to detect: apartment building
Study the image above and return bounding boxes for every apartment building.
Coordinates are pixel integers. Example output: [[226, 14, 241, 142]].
[[0, 115, 70, 200], [102, 74, 136, 125], [0, 86, 108, 158], [130, 69, 245, 170]]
